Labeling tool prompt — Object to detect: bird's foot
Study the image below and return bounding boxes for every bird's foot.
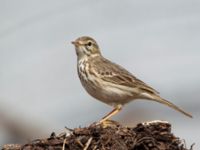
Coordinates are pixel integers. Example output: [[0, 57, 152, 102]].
[[94, 119, 120, 128]]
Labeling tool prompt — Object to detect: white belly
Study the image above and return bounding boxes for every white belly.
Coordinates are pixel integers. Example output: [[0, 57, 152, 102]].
[[82, 78, 137, 106], [77, 59, 137, 106]]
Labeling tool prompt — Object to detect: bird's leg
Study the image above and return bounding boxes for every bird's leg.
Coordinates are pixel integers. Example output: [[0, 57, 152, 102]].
[[99, 104, 122, 124]]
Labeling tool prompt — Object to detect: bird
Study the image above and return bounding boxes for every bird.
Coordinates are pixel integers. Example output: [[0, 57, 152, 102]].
[[71, 36, 192, 123]]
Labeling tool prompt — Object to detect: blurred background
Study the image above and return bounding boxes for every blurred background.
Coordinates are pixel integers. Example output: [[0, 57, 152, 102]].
[[0, 0, 199, 148]]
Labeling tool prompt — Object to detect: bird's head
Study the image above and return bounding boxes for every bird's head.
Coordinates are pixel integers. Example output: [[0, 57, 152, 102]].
[[71, 36, 101, 59]]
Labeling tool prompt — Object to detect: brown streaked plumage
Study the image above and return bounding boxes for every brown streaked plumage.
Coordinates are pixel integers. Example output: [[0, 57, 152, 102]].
[[71, 36, 192, 123]]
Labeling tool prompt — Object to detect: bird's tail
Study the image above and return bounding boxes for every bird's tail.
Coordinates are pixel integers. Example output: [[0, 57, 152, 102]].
[[149, 95, 193, 118]]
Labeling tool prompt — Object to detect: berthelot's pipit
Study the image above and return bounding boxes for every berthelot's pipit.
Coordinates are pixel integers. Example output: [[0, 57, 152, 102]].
[[71, 36, 192, 123]]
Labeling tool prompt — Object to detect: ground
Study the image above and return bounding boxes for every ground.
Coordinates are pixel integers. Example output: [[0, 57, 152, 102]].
[[2, 120, 193, 150]]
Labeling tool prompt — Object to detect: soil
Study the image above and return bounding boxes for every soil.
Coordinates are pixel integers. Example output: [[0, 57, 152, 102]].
[[2, 120, 193, 150]]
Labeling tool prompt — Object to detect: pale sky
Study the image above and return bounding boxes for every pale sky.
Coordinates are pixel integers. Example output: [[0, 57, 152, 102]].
[[0, 0, 200, 148]]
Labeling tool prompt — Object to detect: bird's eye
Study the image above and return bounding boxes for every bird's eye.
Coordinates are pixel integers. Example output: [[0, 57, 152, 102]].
[[87, 41, 92, 46]]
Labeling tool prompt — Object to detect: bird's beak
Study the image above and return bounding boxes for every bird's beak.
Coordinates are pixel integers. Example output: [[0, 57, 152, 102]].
[[71, 41, 79, 46]]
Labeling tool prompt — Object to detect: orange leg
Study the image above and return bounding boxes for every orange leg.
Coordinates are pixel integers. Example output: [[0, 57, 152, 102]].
[[99, 105, 122, 124]]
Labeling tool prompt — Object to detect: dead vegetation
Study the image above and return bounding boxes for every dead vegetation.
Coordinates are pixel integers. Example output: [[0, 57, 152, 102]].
[[2, 120, 193, 150]]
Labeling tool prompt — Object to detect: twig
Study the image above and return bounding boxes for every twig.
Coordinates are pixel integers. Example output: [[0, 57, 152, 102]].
[[83, 137, 93, 150], [62, 138, 67, 150]]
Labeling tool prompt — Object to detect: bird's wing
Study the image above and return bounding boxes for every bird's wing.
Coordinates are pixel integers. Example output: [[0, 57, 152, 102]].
[[91, 57, 159, 94]]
